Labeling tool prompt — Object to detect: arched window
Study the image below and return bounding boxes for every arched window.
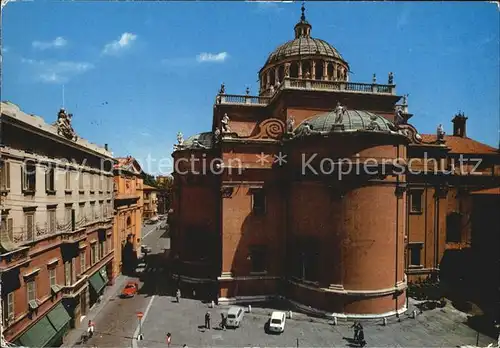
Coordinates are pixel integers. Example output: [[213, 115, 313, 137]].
[[127, 216, 132, 227], [290, 62, 299, 78]]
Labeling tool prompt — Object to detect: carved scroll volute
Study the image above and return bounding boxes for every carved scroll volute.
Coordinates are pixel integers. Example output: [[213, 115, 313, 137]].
[[245, 118, 285, 140]]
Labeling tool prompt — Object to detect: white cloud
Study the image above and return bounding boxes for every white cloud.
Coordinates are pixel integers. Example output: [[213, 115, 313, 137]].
[[255, 1, 283, 12], [102, 32, 137, 55], [21, 58, 94, 84], [196, 52, 229, 63], [2, 46, 9, 53], [32, 37, 67, 50]]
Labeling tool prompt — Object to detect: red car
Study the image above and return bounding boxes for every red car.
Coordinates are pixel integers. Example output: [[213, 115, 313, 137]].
[[121, 281, 139, 298]]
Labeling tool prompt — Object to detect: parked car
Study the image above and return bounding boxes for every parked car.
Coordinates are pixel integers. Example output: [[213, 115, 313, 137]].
[[268, 311, 286, 333], [226, 306, 244, 328], [120, 281, 139, 298]]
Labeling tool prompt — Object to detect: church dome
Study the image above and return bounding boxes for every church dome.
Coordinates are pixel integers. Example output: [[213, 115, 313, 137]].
[[265, 37, 345, 66], [296, 109, 396, 135], [183, 132, 214, 149], [258, 4, 350, 96]]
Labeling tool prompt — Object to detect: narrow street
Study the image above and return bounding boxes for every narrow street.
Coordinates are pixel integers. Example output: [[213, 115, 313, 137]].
[[73, 221, 169, 347]]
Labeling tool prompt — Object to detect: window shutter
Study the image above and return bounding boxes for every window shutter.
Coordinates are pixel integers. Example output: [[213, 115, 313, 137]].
[[21, 166, 26, 190], [3, 162, 10, 190], [7, 218, 13, 241]]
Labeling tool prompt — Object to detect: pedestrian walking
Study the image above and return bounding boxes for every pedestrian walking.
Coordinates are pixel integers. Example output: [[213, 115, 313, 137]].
[[357, 323, 366, 347], [87, 320, 96, 338], [351, 321, 359, 341], [220, 313, 226, 330], [205, 311, 211, 329], [166, 332, 172, 347]]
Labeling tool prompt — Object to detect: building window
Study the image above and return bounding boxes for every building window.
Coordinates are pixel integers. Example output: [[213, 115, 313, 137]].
[[408, 243, 423, 267], [251, 188, 266, 214], [65, 205, 72, 227], [24, 212, 35, 241], [0, 160, 10, 191], [249, 246, 267, 273], [446, 212, 462, 243], [26, 279, 36, 302], [64, 261, 71, 286], [47, 208, 56, 234], [3, 292, 14, 324], [22, 162, 36, 192], [90, 202, 96, 220], [80, 251, 86, 273], [91, 244, 97, 265], [99, 241, 104, 259], [72, 258, 76, 283], [1, 216, 13, 242], [45, 167, 55, 192], [104, 237, 108, 255], [79, 204, 85, 222], [49, 268, 57, 286], [410, 190, 423, 213], [79, 172, 84, 191], [65, 171, 71, 191]]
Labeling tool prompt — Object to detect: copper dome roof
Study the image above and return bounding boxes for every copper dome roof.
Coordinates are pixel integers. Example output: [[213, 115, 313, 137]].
[[265, 37, 345, 66], [296, 110, 395, 134], [262, 4, 347, 68]]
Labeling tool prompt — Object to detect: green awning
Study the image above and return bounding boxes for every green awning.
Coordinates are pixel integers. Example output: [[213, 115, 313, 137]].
[[47, 303, 71, 331], [99, 266, 109, 282], [89, 271, 106, 293], [17, 316, 57, 348]]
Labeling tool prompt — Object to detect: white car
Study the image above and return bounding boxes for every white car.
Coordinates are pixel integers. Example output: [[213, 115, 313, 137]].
[[226, 306, 244, 328], [268, 311, 286, 333]]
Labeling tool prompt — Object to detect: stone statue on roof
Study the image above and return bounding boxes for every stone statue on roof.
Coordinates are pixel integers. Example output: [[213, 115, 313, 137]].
[[437, 124, 445, 141], [174, 131, 184, 151], [219, 83, 225, 95], [388, 72, 394, 85], [55, 108, 78, 141], [287, 115, 295, 133], [334, 102, 345, 124], [395, 107, 405, 126], [221, 113, 231, 133]]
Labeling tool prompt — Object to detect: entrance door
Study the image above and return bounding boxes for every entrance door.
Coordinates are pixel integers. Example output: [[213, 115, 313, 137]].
[[81, 291, 87, 316]]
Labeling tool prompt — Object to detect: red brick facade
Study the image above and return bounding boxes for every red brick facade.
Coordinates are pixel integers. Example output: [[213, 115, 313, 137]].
[[169, 10, 500, 318]]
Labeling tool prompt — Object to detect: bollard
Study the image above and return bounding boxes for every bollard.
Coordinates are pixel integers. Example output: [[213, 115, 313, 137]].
[[248, 305, 252, 313], [210, 300, 215, 308], [332, 316, 337, 326], [288, 310, 293, 319], [412, 309, 417, 319], [397, 314, 401, 322], [383, 317, 387, 326]]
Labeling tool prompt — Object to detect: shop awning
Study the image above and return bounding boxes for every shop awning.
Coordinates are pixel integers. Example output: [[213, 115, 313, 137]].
[[99, 266, 109, 283], [16, 317, 57, 348], [47, 302, 71, 331], [89, 270, 106, 293]]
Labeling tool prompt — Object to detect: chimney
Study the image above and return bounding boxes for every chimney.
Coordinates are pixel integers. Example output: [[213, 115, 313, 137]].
[[104, 143, 108, 151], [452, 112, 468, 137]]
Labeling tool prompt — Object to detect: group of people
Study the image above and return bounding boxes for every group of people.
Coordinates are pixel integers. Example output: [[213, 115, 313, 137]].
[[204, 311, 227, 330]]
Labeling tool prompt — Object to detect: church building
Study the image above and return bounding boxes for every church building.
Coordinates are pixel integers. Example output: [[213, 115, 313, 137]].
[[169, 6, 499, 318]]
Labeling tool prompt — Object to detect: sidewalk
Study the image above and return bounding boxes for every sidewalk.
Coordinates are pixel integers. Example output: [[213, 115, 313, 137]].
[[63, 274, 129, 347]]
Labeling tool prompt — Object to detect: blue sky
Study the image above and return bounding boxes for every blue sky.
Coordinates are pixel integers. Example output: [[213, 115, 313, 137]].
[[2, 1, 499, 174]]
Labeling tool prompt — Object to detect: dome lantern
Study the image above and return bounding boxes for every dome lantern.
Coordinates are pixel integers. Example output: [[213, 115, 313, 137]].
[[294, 2, 312, 39]]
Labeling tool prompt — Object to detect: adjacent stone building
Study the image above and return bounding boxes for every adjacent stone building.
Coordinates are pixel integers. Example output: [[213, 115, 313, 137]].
[[142, 185, 158, 220], [113, 156, 143, 277], [0, 102, 114, 346], [169, 7, 500, 318]]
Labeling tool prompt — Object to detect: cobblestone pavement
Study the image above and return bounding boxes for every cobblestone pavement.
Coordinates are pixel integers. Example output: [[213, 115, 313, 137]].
[[135, 296, 497, 348], [67, 222, 166, 348]]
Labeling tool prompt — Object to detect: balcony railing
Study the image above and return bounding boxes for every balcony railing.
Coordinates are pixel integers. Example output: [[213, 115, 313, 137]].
[[216, 77, 395, 106], [62, 274, 88, 298]]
